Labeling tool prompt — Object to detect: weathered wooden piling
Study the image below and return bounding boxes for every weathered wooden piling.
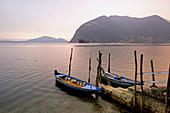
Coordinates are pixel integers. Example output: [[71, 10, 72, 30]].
[[140, 54, 144, 111], [68, 48, 73, 76], [150, 60, 157, 88], [99, 51, 102, 82], [88, 52, 92, 83], [166, 65, 170, 112], [96, 51, 102, 100], [95, 66, 99, 100], [108, 53, 111, 73], [96, 59, 100, 88], [134, 50, 138, 107]]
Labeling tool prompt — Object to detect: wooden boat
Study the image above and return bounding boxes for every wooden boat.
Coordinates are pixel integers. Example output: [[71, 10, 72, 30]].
[[101, 71, 141, 88], [54, 70, 102, 94]]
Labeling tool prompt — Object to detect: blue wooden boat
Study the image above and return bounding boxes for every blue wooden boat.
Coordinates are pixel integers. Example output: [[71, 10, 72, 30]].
[[101, 71, 141, 88], [54, 70, 102, 94]]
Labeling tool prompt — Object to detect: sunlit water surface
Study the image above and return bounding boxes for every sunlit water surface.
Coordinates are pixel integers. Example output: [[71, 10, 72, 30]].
[[0, 43, 170, 113]]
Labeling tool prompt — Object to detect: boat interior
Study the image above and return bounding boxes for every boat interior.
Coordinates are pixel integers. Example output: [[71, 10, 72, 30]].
[[59, 76, 89, 87]]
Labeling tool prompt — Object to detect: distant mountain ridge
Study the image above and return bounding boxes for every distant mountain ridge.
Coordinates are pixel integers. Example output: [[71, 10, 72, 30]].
[[70, 15, 170, 43], [0, 36, 68, 43]]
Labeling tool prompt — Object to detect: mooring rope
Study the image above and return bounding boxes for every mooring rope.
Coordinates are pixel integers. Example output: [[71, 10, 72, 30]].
[[137, 71, 169, 75], [144, 81, 168, 83]]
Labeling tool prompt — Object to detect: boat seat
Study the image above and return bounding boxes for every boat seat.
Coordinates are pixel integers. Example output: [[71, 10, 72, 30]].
[[82, 82, 86, 87], [68, 78, 72, 81], [79, 82, 83, 85], [77, 81, 82, 86], [77, 81, 81, 85], [72, 79, 77, 83]]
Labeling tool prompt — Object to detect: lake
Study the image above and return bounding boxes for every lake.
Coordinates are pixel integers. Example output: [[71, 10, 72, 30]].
[[0, 43, 170, 113]]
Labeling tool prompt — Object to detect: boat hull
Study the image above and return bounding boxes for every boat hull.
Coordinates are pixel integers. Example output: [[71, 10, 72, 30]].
[[101, 76, 134, 88], [101, 72, 141, 88], [55, 73, 102, 94]]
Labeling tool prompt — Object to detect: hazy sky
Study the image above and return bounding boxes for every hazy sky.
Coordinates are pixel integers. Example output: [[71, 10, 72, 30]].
[[0, 0, 170, 41]]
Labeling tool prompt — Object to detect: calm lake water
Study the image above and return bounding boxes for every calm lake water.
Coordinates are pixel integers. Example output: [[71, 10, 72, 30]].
[[0, 43, 170, 113]]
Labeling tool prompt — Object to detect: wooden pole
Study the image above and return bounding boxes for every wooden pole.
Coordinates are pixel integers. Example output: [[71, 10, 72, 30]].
[[68, 48, 73, 76], [134, 50, 137, 107], [166, 65, 170, 112], [95, 65, 99, 100], [99, 51, 102, 82], [88, 52, 92, 83], [96, 53, 101, 84], [140, 54, 144, 111], [108, 53, 111, 73], [95, 51, 101, 100], [150, 60, 157, 88], [96, 62, 99, 88]]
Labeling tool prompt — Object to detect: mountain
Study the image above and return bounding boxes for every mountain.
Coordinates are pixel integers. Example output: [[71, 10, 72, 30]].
[[168, 20, 170, 23], [26, 36, 68, 43], [0, 39, 14, 43], [70, 15, 170, 43], [0, 36, 68, 43]]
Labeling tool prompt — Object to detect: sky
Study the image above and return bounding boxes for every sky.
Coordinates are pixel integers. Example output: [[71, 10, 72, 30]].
[[0, 0, 170, 41]]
